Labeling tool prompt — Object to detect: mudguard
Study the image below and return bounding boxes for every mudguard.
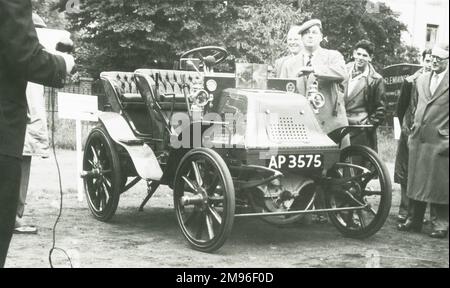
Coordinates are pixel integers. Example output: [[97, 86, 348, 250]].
[[98, 112, 163, 181]]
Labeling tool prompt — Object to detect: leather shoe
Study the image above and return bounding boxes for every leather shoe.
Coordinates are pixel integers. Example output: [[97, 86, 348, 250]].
[[397, 220, 422, 233], [429, 230, 448, 239], [397, 215, 407, 223]]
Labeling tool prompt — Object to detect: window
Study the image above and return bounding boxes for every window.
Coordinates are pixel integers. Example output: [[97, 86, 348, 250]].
[[426, 24, 439, 48]]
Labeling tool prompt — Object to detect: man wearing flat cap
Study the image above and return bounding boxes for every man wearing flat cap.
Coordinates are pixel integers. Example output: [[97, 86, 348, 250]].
[[398, 43, 449, 239], [280, 19, 348, 138]]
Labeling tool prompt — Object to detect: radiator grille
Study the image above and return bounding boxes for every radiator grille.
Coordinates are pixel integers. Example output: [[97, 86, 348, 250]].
[[268, 116, 309, 143]]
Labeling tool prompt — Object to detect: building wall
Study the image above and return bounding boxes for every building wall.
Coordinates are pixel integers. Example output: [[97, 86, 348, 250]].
[[381, 0, 449, 51]]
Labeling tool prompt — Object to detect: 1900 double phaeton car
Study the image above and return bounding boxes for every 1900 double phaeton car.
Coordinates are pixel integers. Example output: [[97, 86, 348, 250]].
[[82, 46, 391, 252]]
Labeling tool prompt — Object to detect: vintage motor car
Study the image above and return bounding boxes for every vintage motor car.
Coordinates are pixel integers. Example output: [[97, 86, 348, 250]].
[[82, 46, 392, 252]]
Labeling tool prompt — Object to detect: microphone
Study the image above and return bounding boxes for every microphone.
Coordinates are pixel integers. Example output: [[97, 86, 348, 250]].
[[55, 40, 77, 74], [56, 41, 74, 53]]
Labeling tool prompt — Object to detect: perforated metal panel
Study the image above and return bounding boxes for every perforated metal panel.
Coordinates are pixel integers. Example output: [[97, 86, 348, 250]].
[[268, 116, 310, 143]]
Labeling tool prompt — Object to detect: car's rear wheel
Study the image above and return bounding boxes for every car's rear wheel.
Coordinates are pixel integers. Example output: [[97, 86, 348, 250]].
[[173, 148, 235, 252], [325, 145, 391, 238]]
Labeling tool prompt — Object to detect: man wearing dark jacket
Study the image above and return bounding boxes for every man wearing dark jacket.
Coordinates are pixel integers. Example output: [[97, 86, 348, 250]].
[[344, 40, 386, 151], [0, 0, 74, 267], [394, 49, 432, 222]]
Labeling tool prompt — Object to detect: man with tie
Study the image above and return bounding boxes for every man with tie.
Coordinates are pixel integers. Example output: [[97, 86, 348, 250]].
[[398, 43, 449, 239], [279, 19, 349, 224], [343, 40, 386, 151], [279, 19, 349, 140]]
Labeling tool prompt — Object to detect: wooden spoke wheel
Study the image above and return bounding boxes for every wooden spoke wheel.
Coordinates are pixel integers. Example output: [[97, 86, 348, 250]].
[[173, 148, 235, 252], [326, 145, 392, 239], [82, 126, 122, 222]]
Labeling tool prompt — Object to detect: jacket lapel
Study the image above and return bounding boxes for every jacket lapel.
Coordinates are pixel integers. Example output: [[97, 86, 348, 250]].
[[419, 72, 433, 101], [344, 62, 367, 102], [346, 76, 367, 102], [294, 51, 307, 95], [429, 70, 449, 103], [306, 48, 324, 87]]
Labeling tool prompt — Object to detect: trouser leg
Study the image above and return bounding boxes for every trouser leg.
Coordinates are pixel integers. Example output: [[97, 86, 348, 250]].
[[428, 203, 437, 222], [314, 188, 328, 223], [430, 203, 449, 232], [17, 156, 32, 218], [399, 184, 409, 217], [0, 155, 22, 268], [407, 199, 426, 231]]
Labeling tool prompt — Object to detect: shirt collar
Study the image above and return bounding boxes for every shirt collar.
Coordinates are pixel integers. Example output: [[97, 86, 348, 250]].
[[302, 47, 322, 59], [349, 63, 369, 79], [433, 66, 448, 78]]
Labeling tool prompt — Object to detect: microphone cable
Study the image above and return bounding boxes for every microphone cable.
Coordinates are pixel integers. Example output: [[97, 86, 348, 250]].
[[48, 87, 73, 268]]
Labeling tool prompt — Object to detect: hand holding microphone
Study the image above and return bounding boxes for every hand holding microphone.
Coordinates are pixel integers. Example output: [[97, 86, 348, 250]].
[[56, 38, 74, 53], [54, 37, 75, 75]]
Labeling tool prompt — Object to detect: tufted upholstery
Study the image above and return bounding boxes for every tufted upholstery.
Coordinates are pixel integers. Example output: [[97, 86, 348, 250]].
[[100, 71, 142, 103], [134, 69, 203, 102]]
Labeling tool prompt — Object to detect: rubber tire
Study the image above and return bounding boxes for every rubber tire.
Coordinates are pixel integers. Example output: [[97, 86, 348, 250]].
[[326, 145, 392, 239], [173, 148, 235, 252], [83, 126, 122, 222]]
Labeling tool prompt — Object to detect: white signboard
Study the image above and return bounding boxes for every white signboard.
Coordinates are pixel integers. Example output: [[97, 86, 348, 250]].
[[58, 92, 99, 122], [58, 92, 99, 201]]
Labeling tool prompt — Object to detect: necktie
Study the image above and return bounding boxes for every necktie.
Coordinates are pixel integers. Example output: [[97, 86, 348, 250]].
[[302, 55, 313, 94], [306, 55, 312, 67], [430, 73, 440, 95]]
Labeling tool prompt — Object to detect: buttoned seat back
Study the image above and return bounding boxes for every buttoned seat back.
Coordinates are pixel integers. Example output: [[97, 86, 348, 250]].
[[134, 69, 203, 111], [100, 71, 152, 137], [100, 72, 142, 105]]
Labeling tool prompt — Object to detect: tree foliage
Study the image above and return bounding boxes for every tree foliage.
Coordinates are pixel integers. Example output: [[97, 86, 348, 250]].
[[31, 0, 67, 29], [302, 0, 419, 71], [66, 0, 418, 77], [68, 0, 306, 77]]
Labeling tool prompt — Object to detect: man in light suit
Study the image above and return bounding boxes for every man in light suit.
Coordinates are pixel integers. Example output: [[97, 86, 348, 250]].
[[344, 40, 386, 151], [279, 19, 349, 139], [273, 25, 302, 78], [0, 0, 75, 267], [280, 19, 348, 224], [398, 43, 449, 239]]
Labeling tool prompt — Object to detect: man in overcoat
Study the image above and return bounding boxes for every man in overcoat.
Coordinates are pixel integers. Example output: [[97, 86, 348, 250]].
[[279, 19, 349, 138], [343, 40, 386, 151], [398, 43, 449, 239], [0, 0, 74, 267]]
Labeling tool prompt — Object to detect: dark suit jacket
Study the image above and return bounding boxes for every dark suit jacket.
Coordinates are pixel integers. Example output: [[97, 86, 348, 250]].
[[396, 69, 422, 129], [0, 0, 67, 158]]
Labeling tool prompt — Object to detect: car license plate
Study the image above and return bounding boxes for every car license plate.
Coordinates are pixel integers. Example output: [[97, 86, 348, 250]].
[[267, 154, 323, 170]]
